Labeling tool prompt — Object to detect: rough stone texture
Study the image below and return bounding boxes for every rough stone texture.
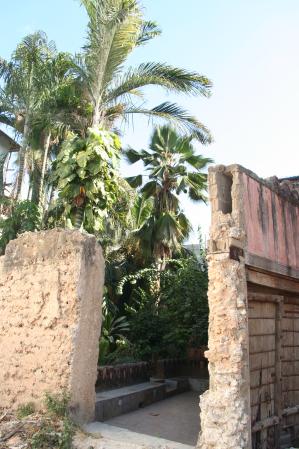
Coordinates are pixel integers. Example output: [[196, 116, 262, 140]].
[[198, 164, 299, 449], [0, 229, 104, 423], [198, 165, 251, 449]]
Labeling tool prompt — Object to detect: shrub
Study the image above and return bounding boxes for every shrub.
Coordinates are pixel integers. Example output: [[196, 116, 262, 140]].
[[122, 256, 209, 361], [0, 200, 40, 254], [44, 392, 70, 418], [28, 393, 74, 449]]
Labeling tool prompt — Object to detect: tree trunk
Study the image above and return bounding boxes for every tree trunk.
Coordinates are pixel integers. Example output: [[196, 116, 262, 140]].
[[0, 153, 7, 197], [74, 207, 84, 229], [38, 132, 51, 209], [16, 116, 30, 200]]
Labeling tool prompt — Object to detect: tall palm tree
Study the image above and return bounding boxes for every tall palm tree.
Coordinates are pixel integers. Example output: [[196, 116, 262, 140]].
[[0, 33, 79, 202], [28, 51, 86, 209], [0, 32, 58, 199], [74, 0, 212, 141], [125, 125, 213, 268]]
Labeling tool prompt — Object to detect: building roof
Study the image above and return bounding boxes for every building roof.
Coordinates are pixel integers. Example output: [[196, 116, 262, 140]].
[[0, 129, 20, 152]]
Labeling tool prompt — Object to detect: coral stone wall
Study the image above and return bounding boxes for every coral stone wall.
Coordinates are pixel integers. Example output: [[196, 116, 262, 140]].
[[0, 229, 104, 423], [199, 164, 299, 449], [198, 165, 251, 449]]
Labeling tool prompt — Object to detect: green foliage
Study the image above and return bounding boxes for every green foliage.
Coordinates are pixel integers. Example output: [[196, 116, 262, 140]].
[[102, 338, 138, 365], [53, 127, 124, 231], [99, 299, 130, 364], [125, 125, 212, 264], [29, 393, 74, 449], [17, 402, 35, 419], [110, 255, 208, 361], [0, 6, 212, 370], [130, 258, 208, 359], [30, 423, 60, 449], [74, 0, 212, 139], [29, 418, 74, 449], [44, 392, 70, 418], [0, 200, 40, 255]]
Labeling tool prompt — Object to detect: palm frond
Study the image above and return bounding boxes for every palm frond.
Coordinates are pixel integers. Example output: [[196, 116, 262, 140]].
[[106, 62, 212, 103], [81, 0, 142, 108], [126, 174, 143, 188], [125, 102, 212, 143], [140, 180, 158, 200], [131, 195, 153, 230], [183, 154, 213, 169], [155, 212, 182, 246], [136, 21, 161, 46], [124, 147, 142, 163]]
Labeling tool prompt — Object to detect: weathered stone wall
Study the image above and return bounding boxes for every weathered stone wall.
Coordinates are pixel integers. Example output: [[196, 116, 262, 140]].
[[198, 165, 251, 449], [198, 164, 299, 449], [0, 229, 104, 423]]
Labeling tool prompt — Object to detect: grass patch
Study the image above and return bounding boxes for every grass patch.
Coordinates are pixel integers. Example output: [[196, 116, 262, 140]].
[[17, 402, 35, 419], [44, 392, 70, 418], [28, 393, 75, 449]]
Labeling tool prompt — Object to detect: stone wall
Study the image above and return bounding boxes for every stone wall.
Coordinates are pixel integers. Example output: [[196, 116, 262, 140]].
[[198, 164, 299, 449], [0, 229, 104, 423], [198, 165, 252, 449]]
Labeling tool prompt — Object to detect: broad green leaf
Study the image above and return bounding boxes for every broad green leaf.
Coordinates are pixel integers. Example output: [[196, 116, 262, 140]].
[[76, 151, 89, 168]]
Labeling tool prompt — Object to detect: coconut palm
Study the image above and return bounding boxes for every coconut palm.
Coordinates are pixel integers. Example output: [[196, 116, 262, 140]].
[[73, 0, 212, 141], [28, 51, 88, 209], [0, 32, 58, 199], [0, 33, 80, 202], [125, 125, 213, 268]]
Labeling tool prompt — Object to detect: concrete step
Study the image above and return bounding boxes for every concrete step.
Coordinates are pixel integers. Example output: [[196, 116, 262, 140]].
[[95, 382, 167, 421], [165, 377, 190, 398], [95, 378, 191, 422]]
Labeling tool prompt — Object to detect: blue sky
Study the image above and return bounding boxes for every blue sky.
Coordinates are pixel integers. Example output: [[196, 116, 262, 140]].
[[1, 1, 299, 240]]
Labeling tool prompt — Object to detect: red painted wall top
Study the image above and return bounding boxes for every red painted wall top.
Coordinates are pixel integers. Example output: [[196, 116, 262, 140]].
[[243, 172, 299, 273]]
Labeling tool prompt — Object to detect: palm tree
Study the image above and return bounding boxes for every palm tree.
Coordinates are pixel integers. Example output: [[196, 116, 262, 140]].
[[0, 33, 79, 202], [0, 32, 58, 199], [28, 51, 86, 209], [125, 125, 213, 269], [73, 0, 212, 141]]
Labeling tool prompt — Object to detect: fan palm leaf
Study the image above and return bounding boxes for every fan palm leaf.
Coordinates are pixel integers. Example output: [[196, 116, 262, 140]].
[[125, 125, 213, 265]]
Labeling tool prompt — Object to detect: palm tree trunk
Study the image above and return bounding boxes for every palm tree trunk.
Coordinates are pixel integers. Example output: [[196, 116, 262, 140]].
[[92, 99, 101, 127], [48, 185, 55, 206], [38, 132, 51, 209], [16, 116, 30, 200], [0, 153, 7, 197], [42, 184, 55, 226], [74, 207, 84, 229]]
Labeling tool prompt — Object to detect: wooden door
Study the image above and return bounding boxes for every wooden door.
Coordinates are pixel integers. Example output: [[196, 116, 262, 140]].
[[248, 294, 283, 449]]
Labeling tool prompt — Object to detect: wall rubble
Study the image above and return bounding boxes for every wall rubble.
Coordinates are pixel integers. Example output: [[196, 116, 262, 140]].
[[0, 229, 104, 423]]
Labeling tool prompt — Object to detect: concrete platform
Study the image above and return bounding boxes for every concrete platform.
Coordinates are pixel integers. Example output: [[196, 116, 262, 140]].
[[105, 391, 200, 446], [95, 382, 166, 421], [83, 422, 194, 449], [95, 378, 190, 422]]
